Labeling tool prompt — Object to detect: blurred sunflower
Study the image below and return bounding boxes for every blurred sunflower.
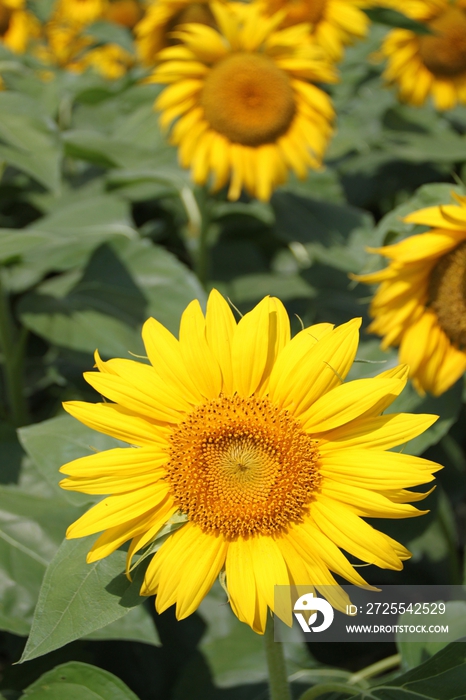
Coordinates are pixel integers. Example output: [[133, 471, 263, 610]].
[[55, 0, 107, 26], [105, 0, 143, 28], [60, 290, 439, 632], [36, 17, 92, 69], [0, 0, 40, 53], [78, 42, 135, 77], [354, 193, 466, 396], [135, 0, 218, 66], [151, 2, 336, 201], [382, 0, 466, 110], [261, 0, 370, 60]]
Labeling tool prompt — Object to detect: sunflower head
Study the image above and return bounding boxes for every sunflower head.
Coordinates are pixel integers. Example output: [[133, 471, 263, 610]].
[[150, 2, 336, 201], [135, 0, 217, 66], [382, 0, 466, 110], [105, 0, 143, 28], [55, 0, 107, 26], [260, 0, 370, 60], [60, 290, 440, 632], [354, 191, 466, 396]]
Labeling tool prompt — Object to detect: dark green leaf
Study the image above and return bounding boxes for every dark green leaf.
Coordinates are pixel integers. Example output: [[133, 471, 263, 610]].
[[0, 486, 82, 635], [0, 92, 61, 192], [19, 537, 157, 663], [397, 602, 466, 669], [85, 21, 135, 54], [22, 661, 140, 700], [364, 8, 433, 34]]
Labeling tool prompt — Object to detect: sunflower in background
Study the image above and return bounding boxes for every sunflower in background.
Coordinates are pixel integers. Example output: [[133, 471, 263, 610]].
[[381, 0, 466, 110], [260, 0, 371, 61], [105, 0, 144, 28], [151, 2, 336, 201], [0, 0, 40, 53], [60, 290, 440, 632], [354, 193, 466, 396], [36, 0, 135, 78], [135, 0, 218, 66], [55, 0, 108, 26]]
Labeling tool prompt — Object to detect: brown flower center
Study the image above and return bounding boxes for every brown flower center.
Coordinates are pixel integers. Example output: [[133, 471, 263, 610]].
[[428, 239, 466, 346], [419, 7, 466, 78], [106, 0, 143, 28], [165, 395, 320, 538], [267, 0, 327, 28], [201, 53, 296, 146]]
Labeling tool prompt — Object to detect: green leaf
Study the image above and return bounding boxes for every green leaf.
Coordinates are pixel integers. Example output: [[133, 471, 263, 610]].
[[19, 537, 156, 663], [0, 190, 139, 295], [22, 661, 140, 700], [17, 237, 203, 353], [17, 245, 146, 357], [0, 486, 82, 635], [85, 21, 135, 54], [397, 602, 466, 669], [198, 583, 267, 687], [364, 8, 433, 34], [18, 414, 124, 506], [0, 92, 61, 193]]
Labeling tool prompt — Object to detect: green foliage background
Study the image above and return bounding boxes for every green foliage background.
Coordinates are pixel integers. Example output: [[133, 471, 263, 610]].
[[0, 15, 465, 700]]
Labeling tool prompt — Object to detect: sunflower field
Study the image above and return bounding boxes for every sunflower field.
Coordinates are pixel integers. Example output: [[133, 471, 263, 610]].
[[1, 0, 466, 698]]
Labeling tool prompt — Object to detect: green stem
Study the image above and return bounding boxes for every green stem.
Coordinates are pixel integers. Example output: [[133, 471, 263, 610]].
[[298, 683, 361, 700], [180, 186, 210, 289], [347, 653, 401, 685], [264, 616, 292, 700], [0, 274, 29, 427]]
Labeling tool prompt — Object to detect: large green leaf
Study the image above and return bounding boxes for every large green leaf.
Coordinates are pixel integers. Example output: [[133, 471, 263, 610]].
[[1, 190, 139, 293], [397, 602, 466, 670], [198, 584, 267, 687], [19, 537, 157, 663], [0, 92, 61, 193], [17, 237, 203, 354], [22, 662, 139, 700], [301, 642, 466, 700], [0, 486, 82, 635]]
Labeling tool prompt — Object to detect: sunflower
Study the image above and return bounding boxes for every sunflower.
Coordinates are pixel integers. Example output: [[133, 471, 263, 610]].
[[150, 2, 336, 201], [105, 0, 143, 28], [60, 290, 440, 632], [77, 42, 135, 77], [55, 0, 107, 26], [0, 0, 40, 53], [36, 17, 93, 69], [261, 0, 371, 61], [354, 193, 466, 396], [135, 0, 218, 66], [381, 0, 466, 110]]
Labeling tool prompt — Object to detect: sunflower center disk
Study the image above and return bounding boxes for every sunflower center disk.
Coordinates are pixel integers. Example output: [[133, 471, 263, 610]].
[[166, 395, 320, 538], [287, 0, 327, 26], [428, 239, 466, 346], [419, 8, 466, 77], [201, 53, 296, 147]]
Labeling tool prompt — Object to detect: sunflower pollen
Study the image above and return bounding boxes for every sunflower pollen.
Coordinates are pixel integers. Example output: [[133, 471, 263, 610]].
[[165, 395, 320, 539]]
